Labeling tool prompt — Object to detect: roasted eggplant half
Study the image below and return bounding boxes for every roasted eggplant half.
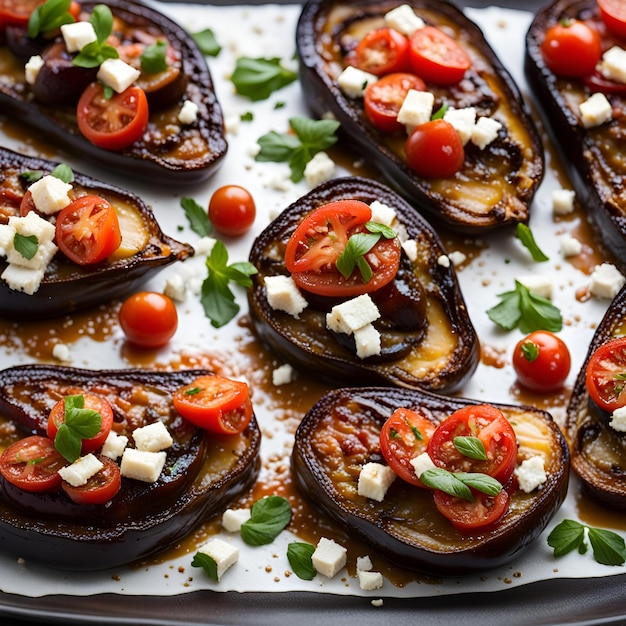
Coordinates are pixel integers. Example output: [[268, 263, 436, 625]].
[[292, 386, 569, 575], [0, 0, 227, 184], [248, 176, 479, 394], [526, 0, 626, 269], [296, 0, 544, 232], [0, 365, 261, 571], [566, 285, 626, 509], [0, 146, 193, 319]]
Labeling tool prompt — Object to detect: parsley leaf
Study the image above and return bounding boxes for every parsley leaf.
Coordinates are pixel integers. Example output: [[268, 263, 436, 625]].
[[13, 233, 39, 260], [231, 57, 297, 101], [287, 542, 316, 580], [181, 197, 213, 237], [240, 495, 292, 546], [53, 395, 102, 463], [73, 5, 119, 69], [486, 280, 562, 333], [140, 41, 168, 74], [28, 0, 75, 38], [516, 223, 549, 262], [191, 552, 219, 581], [192, 28, 221, 57]]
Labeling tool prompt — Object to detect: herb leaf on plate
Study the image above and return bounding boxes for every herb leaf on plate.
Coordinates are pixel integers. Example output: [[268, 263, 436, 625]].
[[231, 57, 297, 101]]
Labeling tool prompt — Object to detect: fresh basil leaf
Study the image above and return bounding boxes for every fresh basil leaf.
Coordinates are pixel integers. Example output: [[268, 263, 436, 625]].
[[240, 495, 292, 546], [431, 104, 448, 120], [28, 0, 74, 38], [420, 468, 473, 501], [336, 232, 380, 280], [287, 542, 316, 580], [486, 288, 521, 331], [73, 4, 118, 68], [587, 527, 626, 566], [20, 170, 44, 183], [516, 223, 549, 262], [13, 233, 39, 261], [454, 472, 502, 496], [231, 57, 297, 101], [240, 111, 254, 122], [547, 519, 586, 557], [90, 4, 113, 43], [50, 163, 74, 183], [255, 130, 301, 163], [192, 28, 221, 57], [191, 552, 219, 581], [54, 423, 82, 463], [181, 197, 213, 237], [141, 41, 168, 74], [453, 436, 487, 461], [290, 117, 339, 153], [366, 221, 396, 239]]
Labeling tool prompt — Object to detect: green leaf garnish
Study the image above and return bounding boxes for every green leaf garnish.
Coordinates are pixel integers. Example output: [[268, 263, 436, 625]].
[[200, 241, 257, 328], [521, 340, 540, 362], [231, 57, 297, 101], [255, 117, 339, 182], [21, 163, 74, 184], [420, 467, 502, 501], [28, 0, 75, 39], [191, 552, 219, 581], [13, 233, 39, 260], [181, 197, 213, 237], [140, 41, 168, 74], [453, 436, 488, 461], [454, 472, 503, 496], [240, 495, 292, 546], [431, 103, 448, 120], [516, 223, 549, 262], [240, 111, 254, 122], [588, 527, 626, 566], [287, 542, 316, 580], [53, 394, 102, 463], [73, 5, 119, 69], [486, 280, 563, 333], [192, 28, 222, 57]]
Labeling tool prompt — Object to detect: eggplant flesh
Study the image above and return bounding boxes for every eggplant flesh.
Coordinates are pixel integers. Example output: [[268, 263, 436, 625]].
[[0, 0, 227, 184], [525, 0, 626, 271], [292, 386, 569, 575], [0, 365, 262, 571], [0, 146, 193, 319], [296, 0, 544, 232], [566, 285, 626, 509], [248, 176, 480, 394]]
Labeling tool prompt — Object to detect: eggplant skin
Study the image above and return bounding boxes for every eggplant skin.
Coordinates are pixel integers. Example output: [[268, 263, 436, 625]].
[[0, 146, 193, 320], [296, 0, 544, 233], [566, 286, 626, 509], [0, 365, 261, 571], [247, 176, 480, 394], [525, 0, 626, 271], [0, 0, 227, 185], [292, 386, 569, 576]]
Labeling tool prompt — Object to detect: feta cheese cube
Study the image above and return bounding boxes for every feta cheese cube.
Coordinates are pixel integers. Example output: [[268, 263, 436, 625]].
[[178, 100, 199, 125], [28, 175, 73, 215], [409, 452, 437, 478], [120, 448, 167, 483], [58, 453, 103, 487], [337, 65, 377, 98], [0, 223, 12, 256], [598, 46, 626, 85], [272, 363, 294, 386], [97, 58, 141, 93], [397, 89, 434, 131], [51, 342, 71, 362], [590, 263, 626, 299], [579, 92, 612, 128], [195, 236, 217, 256], [358, 570, 384, 591], [163, 273, 186, 302], [402, 239, 418, 262], [384, 4, 425, 36], [132, 421, 173, 452], [221, 507, 251, 532], [6, 238, 57, 272], [304, 151, 335, 188], [516, 274, 553, 300], [326, 294, 380, 334], [444, 107, 476, 145], [101, 431, 128, 461], [357, 462, 396, 501], [356, 555, 373, 571], [10, 209, 56, 244], [559, 234, 582, 257], [264, 274, 308, 318], [448, 250, 467, 266], [471, 116, 502, 149], [311, 537, 347, 578], [24, 55, 44, 85], [196, 538, 239, 580], [552, 188, 576, 215], [354, 323, 381, 359], [610, 405, 626, 432], [61, 21, 97, 52], [514, 456, 547, 493], [369, 200, 396, 227], [1, 264, 46, 295]]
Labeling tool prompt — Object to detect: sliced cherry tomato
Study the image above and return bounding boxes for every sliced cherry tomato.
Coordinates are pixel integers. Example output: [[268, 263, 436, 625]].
[[433, 487, 510, 532], [512, 330, 571, 392], [77, 83, 149, 151], [62, 455, 121, 505], [55, 194, 122, 265], [173, 374, 253, 435], [0, 436, 66, 493], [352, 28, 410, 76], [585, 336, 626, 412], [379, 407, 437, 487], [540, 19, 602, 77], [364, 72, 426, 133], [405, 119, 464, 179], [427, 404, 517, 485], [19, 189, 37, 217], [408, 26, 471, 85], [0, 0, 42, 27], [119, 291, 178, 348], [208, 185, 256, 237], [598, 0, 626, 39], [284, 200, 401, 298], [46, 393, 114, 454], [583, 71, 626, 95]]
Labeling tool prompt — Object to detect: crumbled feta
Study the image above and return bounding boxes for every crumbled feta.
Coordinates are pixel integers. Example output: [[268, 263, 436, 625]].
[[196, 538, 239, 580], [61, 21, 97, 52], [24, 55, 44, 85], [471, 116, 502, 149], [304, 151, 335, 188], [311, 537, 347, 578], [51, 342, 71, 362], [356, 555, 373, 571], [409, 452, 437, 478], [101, 431, 128, 461], [353, 323, 381, 359], [58, 453, 103, 487], [163, 273, 187, 302], [337, 65, 377, 98], [402, 239, 418, 262], [132, 421, 173, 452], [384, 4, 425, 36], [397, 89, 434, 131], [222, 507, 252, 532], [1, 264, 46, 295], [358, 570, 384, 591], [272, 363, 294, 386], [195, 236, 217, 256], [448, 250, 467, 266], [28, 175, 72, 215], [437, 254, 451, 268], [357, 462, 396, 501], [97, 58, 141, 93], [579, 92, 612, 129], [444, 107, 476, 145], [514, 456, 547, 493], [6, 213, 57, 270], [371, 599, 384, 608], [224, 114, 240, 136], [369, 200, 396, 227], [326, 294, 380, 334], [597, 46, 626, 85], [590, 263, 626, 299], [552, 188, 576, 215], [120, 448, 167, 483], [559, 234, 582, 258], [265, 274, 308, 318], [610, 405, 626, 432], [516, 274, 553, 300], [178, 100, 199, 125]]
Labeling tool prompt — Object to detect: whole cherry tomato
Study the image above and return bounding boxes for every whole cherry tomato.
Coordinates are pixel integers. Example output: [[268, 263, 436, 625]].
[[598, 0, 626, 39], [119, 291, 178, 348], [208, 185, 256, 237], [512, 330, 571, 393], [352, 28, 410, 76], [405, 119, 464, 178], [540, 19, 602, 77], [585, 336, 626, 413]]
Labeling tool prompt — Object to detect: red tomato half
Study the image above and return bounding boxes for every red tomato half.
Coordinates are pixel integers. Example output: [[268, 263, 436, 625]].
[[433, 487, 510, 532], [427, 404, 517, 485], [540, 20, 602, 77], [47, 393, 114, 454], [56, 195, 122, 265], [0, 0, 42, 27], [512, 331, 571, 393], [364, 72, 426, 133], [352, 28, 410, 76], [77, 83, 149, 151], [598, 0, 626, 39], [119, 291, 178, 348], [173, 374, 253, 435], [405, 119, 464, 179], [379, 407, 437, 487], [408, 26, 471, 85], [284, 200, 401, 298], [208, 185, 256, 237], [586, 337, 626, 412], [62, 455, 121, 505], [0, 436, 66, 493]]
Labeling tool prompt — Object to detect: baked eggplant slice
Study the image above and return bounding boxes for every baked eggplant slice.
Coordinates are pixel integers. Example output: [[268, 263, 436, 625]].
[[296, 0, 544, 232], [292, 386, 569, 575], [525, 0, 626, 269], [0, 146, 193, 319], [0, 0, 227, 184], [566, 285, 626, 509], [248, 176, 479, 394], [0, 365, 261, 571]]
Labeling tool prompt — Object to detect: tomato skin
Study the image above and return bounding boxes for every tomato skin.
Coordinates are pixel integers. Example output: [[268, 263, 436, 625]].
[[0, 1, 42, 27], [427, 404, 517, 485], [405, 119, 464, 179], [408, 26, 471, 85], [208, 185, 256, 237], [284, 200, 401, 298], [512, 331, 571, 392], [586, 337, 626, 413], [77, 83, 149, 151], [353, 28, 410, 76], [433, 487, 510, 532], [379, 408, 436, 487], [46, 394, 114, 454], [0, 436, 67, 493], [364, 72, 427, 133], [583, 71, 626, 95], [119, 291, 178, 348], [56, 195, 122, 265], [62, 455, 121, 505], [598, 0, 626, 38], [172, 375, 253, 435], [540, 20, 602, 77]]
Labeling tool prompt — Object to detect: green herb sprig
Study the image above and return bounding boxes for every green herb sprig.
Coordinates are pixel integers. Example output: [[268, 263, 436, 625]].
[[191, 552, 219, 581], [181, 197, 213, 237], [231, 57, 297, 101], [53, 395, 102, 463], [420, 468, 502, 501], [140, 41, 168, 74], [287, 542, 316, 580], [21, 163, 74, 185], [28, 0, 76, 39], [240, 495, 292, 546], [73, 4, 119, 69], [192, 28, 221, 57], [454, 436, 487, 461], [516, 223, 549, 262], [13, 234, 39, 261]]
